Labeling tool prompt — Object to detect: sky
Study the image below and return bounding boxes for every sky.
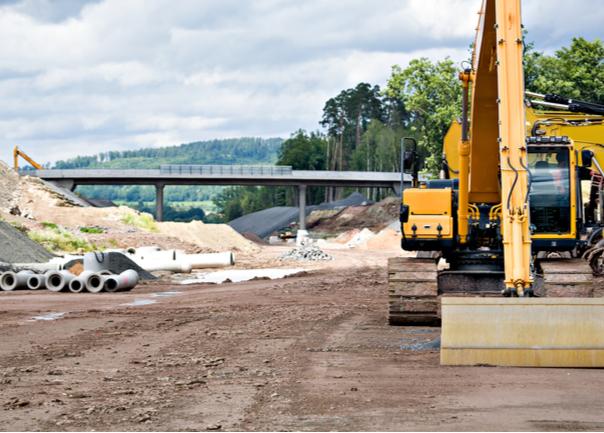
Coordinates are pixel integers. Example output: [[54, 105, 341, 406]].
[[0, 0, 602, 164]]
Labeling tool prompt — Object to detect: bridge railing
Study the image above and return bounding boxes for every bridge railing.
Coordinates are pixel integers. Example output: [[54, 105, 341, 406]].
[[159, 164, 293, 176]]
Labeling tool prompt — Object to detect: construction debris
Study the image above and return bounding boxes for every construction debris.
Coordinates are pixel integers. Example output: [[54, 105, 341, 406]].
[[279, 244, 333, 261]]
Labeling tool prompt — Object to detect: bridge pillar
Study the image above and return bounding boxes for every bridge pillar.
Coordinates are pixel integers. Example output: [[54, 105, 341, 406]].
[[296, 184, 309, 245], [298, 184, 307, 231], [155, 183, 165, 222]]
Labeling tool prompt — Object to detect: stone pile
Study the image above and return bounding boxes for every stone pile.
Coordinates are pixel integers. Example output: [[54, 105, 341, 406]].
[[279, 244, 333, 261]]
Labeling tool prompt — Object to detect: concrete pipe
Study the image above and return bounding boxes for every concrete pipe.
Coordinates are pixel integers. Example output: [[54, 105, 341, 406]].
[[132, 257, 192, 273], [83, 252, 111, 273], [12, 262, 61, 273], [68, 271, 95, 293], [27, 274, 45, 290], [45, 270, 76, 292], [183, 252, 235, 269], [104, 270, 139, 293], [1, 270, 34, 291], [84, 272, 105, 293]]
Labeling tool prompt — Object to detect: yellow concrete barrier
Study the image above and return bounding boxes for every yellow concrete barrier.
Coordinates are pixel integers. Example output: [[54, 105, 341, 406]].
[[441, 297, 604, 367]]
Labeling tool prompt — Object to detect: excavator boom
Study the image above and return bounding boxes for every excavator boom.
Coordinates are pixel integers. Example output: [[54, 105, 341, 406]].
[[13, 146, 42, 171]]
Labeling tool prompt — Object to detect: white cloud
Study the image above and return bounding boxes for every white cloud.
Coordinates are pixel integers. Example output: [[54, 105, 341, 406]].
[[0, 0, 599, 164]]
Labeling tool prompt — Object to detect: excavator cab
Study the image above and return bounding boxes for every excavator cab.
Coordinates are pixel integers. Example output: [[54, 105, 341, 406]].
[[528, 139, 574, 246]]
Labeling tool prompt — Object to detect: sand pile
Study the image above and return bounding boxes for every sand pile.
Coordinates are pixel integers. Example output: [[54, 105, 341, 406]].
[[346, 228, 375, 248], [360, 227, 401, 251], [158, 220, 260, 254], [332, 229, 360, 244]]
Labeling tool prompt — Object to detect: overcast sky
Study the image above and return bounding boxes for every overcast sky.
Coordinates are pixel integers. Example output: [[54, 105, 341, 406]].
[[0, 0, 602, 164]]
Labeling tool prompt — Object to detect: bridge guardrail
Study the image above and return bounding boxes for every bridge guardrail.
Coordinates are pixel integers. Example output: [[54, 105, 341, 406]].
[[159, 164, 293, 176]]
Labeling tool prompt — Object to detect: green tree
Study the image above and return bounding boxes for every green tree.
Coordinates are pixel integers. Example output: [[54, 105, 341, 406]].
[[214, 130, 329, 221], [385, 58, 461, 174], [277, 129, 327, 170], [525, 37, 604, 104], [320, 83, 384, 171]]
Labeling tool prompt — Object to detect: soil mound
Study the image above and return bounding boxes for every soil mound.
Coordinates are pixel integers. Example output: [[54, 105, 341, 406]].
[[158, 220, 259, 253]]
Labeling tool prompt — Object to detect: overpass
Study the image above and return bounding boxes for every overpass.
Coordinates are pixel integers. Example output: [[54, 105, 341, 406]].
[[30, 165, 406, 224]]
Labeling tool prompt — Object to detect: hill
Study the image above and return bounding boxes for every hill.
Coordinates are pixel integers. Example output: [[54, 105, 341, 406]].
[[53, 137, 283, 221], [54, 137, 283, 169]]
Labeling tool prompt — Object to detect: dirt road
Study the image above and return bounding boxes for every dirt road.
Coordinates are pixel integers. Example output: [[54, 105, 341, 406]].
[[1, 262, 604, 431]]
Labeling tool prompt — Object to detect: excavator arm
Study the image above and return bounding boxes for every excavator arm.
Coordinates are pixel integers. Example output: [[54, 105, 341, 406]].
[[458, 0, 532, 294], [13, 146, 42, 171]]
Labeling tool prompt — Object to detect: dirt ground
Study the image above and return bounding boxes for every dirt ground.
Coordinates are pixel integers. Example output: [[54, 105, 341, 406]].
[[1, 248, 604, 432]]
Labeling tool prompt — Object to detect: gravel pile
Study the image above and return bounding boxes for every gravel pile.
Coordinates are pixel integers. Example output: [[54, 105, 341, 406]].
[[0, 221, 54, 264], [279, 244, 333, 261], [230, 192, 369, 239]]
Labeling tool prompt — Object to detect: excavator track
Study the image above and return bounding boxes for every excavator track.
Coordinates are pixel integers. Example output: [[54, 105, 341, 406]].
[[388, 257, 439, 325], [538, 258, 599, 298]]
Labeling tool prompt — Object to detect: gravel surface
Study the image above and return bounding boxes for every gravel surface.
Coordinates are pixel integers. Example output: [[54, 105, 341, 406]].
[[0, 258, 603, 431], [0, 221, 54, 264]]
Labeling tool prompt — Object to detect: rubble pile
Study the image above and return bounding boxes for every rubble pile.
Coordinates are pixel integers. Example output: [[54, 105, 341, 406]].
[[279, 244, 333, 261]]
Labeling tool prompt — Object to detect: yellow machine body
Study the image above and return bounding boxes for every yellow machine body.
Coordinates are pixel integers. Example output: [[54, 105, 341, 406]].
[[402, 188, 454, 239], [13, 146, 42, 171]]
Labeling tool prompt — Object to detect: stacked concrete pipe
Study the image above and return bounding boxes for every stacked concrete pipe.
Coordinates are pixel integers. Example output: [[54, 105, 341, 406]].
[[27, 273, 45, 290], [0, 270, 34, 291], [45, 270, 76, 292]]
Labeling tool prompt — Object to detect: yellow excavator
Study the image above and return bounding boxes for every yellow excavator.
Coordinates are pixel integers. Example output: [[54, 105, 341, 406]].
[[13, 146, 42, 171], [389, 0, 604, 366]]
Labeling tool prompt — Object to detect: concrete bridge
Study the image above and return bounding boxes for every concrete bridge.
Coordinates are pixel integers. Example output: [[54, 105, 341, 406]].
[[31, 165, 405, 224]]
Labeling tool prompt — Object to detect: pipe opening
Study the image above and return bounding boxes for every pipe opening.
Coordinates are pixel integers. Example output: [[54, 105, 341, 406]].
[[70, 280, 83, 292], [89, 276, 102, 289], [28, 276, 41, 289], [105, 279, 118, 291], [49, 275, 62, 288], [3, 275, 15, 287]]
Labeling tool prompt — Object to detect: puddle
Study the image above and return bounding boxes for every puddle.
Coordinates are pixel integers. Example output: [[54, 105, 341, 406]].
[[30, 312, 66, 321], [121, 299, 157, 307], [180, 268, 305, 285], [400, 336, 441, 351], [151, 291, 181, 298]]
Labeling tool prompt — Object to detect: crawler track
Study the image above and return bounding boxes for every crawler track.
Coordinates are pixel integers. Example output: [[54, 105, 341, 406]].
[[387, 257, 439, 325], [539, 258, 599, 297]]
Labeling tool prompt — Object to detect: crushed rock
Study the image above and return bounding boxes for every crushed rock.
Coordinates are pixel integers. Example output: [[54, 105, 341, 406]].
[[279, 244, 333, 261]]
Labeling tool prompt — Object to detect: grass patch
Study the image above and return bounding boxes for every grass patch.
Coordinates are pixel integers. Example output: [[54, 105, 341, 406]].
[[120, 211, 158, 232], [41, 221, 59, 231], [29, 227, 96, 254], [80, 226, 105, 234]]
